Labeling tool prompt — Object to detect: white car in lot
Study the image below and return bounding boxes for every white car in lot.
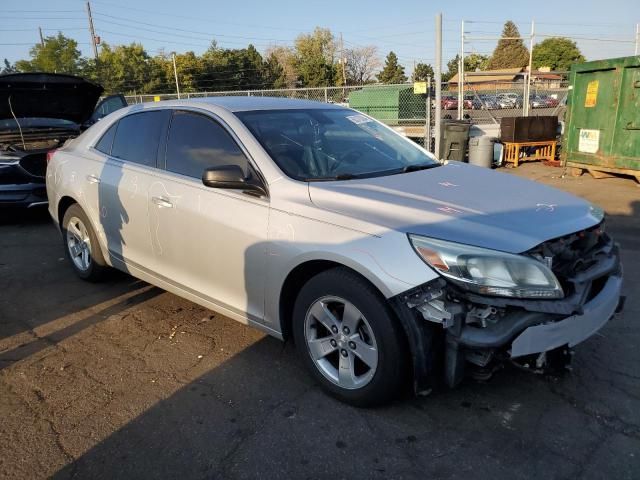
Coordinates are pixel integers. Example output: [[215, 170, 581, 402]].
[[46, 97, 623, 406]]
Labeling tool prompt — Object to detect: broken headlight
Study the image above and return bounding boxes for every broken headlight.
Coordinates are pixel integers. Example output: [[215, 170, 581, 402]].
[[409, 235, 564, 299]]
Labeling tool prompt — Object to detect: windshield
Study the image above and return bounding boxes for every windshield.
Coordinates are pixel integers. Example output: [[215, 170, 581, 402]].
[[236, 108, 438, 181]]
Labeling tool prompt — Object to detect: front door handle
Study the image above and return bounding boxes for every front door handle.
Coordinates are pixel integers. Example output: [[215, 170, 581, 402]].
[[86, 174, 100, 184], [151, 196, 173, 208]]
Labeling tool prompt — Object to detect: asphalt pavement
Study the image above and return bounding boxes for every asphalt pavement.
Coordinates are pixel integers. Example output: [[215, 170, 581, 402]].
[[0, 163, 638, 480]]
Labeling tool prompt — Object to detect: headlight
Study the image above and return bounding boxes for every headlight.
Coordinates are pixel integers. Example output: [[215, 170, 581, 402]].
[[409, 235, 563, 299]]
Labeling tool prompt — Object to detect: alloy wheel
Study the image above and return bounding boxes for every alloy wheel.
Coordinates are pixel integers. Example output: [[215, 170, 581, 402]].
[[66, 216, 92, 272], [304, 296, 378, 390]]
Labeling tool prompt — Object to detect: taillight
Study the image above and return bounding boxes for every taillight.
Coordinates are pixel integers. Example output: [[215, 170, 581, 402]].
[[46, 149, 57, 165]]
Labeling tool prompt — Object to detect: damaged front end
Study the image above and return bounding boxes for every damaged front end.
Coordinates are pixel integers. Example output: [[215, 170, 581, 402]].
[[392, 222, 624, 393]]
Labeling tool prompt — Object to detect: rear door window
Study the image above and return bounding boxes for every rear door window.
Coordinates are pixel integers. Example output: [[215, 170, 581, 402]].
[[111, 110, 169, 167], [94, 122, 117, 154], [165, 110, 248, 179]]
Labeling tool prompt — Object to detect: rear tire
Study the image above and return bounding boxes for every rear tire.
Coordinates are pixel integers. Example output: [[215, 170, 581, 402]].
[[292, 267, 408, 407], [62, 204, 109, 282]]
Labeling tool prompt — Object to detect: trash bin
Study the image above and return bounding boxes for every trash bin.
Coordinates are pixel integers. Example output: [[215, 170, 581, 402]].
[[438, 120, 470, 161], [468, 136, 497, 168]]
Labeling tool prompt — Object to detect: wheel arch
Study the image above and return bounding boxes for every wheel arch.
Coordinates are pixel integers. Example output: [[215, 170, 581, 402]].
[[57, 196, 110, 265], [57, 195, 79, 228], [277, 258, 395, 342]]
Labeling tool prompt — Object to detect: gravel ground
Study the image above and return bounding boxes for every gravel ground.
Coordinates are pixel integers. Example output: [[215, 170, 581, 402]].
[[1, 163, 638, 480]]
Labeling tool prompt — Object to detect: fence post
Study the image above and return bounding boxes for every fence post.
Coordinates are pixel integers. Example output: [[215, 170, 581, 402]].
[[324, 87, 328, 103], [425, 75, 432, 152], [524, 20, 535, 116], [434, 13, 443, 159], [172, 52, 180, 99]]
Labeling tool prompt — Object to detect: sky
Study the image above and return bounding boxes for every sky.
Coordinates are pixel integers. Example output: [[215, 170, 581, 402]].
[[2, 0, 638, 72]]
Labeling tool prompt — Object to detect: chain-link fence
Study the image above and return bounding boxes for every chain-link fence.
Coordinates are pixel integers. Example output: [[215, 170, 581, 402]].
[[452, 78, 569, 125], [124, 76, 569, 149]]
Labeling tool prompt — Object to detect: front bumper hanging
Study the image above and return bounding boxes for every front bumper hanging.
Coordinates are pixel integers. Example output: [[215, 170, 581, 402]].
[[393, 235, 624, 391]]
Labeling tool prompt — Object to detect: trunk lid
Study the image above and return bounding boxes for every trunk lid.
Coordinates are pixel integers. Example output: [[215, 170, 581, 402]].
[[0, 73, 103, 125]]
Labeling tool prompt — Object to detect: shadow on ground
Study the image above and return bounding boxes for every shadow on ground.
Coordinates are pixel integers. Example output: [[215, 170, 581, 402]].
[[1, 172, 639, 480]]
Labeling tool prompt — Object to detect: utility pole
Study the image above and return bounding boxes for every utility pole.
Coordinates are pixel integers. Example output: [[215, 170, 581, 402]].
[[524, 20, 535, 117], [86, 1, 98, 60], [172, 52, 181, 99], [458, 19, 464, 120], [435, 13, 443, 159], [38, 27, 44, 47], [635, 23, 639, 56], [340, 33, 347, 88]]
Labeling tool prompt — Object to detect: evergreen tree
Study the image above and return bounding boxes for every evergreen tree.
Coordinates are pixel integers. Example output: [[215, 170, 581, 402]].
[[487, 21, 530, 69], [412, 63, 434, 82], [377, 52, 407, 84]]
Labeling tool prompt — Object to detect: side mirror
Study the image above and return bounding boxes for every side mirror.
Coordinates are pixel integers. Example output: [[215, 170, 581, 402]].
[[202, 165, 266, 196]]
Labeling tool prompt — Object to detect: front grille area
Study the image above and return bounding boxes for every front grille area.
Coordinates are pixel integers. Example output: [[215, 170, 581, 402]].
[[528, 221, 617, 299], [530, 222, 607, 277], [19, 153, 47, 177]]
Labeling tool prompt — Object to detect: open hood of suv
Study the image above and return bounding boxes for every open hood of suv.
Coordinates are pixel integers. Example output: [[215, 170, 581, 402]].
[[308, 162, 603, 253], [0, 73, 103, 125]]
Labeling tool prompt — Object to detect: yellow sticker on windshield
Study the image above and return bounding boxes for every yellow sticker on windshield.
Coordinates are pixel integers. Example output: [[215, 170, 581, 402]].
[[585, 80, 598, 108]]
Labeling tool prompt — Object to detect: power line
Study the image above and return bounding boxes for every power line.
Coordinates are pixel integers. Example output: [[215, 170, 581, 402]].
[[89, 0, 314, 32], [3, 9, 79, 13], [93, 12, 295, 43]]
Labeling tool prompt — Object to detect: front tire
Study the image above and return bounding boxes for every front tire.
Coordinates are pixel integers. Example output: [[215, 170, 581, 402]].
[[292, 268, 408, 407], [62, 204, 109, 282]]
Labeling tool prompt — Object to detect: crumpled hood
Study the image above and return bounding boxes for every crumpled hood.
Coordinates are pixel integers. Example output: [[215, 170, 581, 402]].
[[0, 73, 103, 125], [308, 162, 602, 253]]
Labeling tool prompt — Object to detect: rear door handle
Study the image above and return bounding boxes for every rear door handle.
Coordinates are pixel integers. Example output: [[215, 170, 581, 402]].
[[151, 196, 173, 208], [86, 174, 100, 184]]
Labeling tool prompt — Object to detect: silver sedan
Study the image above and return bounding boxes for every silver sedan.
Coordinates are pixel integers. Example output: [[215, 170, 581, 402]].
[[46, 97, 623, 406]]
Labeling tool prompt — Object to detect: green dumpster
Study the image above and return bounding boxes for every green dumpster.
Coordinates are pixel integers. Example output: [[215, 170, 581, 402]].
[[348, 85, 426, 126], [562, 56, 640, 181]]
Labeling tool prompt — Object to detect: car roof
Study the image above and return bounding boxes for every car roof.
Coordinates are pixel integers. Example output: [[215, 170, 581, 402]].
[[158, 96, 346, 112]]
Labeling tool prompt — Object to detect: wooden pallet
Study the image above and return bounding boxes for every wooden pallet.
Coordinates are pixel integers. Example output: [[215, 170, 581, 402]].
[[566, 162, 640, 184], [503, 140, 557, 168]]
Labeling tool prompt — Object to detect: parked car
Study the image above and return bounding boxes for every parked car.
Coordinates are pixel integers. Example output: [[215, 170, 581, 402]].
[[0, 73, 127, 208], [462, 95, 476, 110], [496, 92, 523, 109], [441, 95, 458, 110], [46, 97, 624, 406], [530, 94, 560, 108], [477, 94, 500, 110]]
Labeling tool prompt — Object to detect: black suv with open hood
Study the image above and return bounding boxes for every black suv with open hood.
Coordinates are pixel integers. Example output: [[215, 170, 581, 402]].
[[0, 72, 127, 208]]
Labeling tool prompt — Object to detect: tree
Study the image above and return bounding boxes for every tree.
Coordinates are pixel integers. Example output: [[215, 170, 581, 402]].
[[465, 53, 490, 72], [487, 21, 529, 69], [1, 59, 16, 74], [202, 43, 268, 91], [344, 46, 380, 84], [443, 53, 489, 81], [412, 63, 434, 82], [94, 43, 157, 94], [263, 52, 285, 89], [15, 32, 82, 74], [533, 37, 585, 71], [294, 27, 337, 87], [377, 51, 407, 84], [265, 46, 298, 88]]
